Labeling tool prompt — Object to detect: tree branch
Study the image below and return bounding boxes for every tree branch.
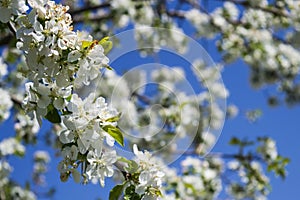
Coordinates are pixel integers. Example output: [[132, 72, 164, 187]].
[[73, 13, 113, 24], [0, 34, 14, 46], [7, 22, 16, 36], [177, 150, 263, 161], [69, 2, 111, 15], [220, 0, 289, 17]]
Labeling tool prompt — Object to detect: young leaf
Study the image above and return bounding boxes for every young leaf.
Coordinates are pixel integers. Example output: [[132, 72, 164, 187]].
[[99, 36, 113, 55], [45, 104, 61, 123], [109, 183, 125, 200], [81, 40, 94, 49], [229, 137, 240, 145], [102, 125, 124, 146], [124, 160, 139, 174], [106, 112, 121, 122]]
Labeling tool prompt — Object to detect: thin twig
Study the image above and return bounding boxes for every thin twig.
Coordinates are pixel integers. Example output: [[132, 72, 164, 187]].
[[7, 21, 16, 36], [69, 2, 111, 15]]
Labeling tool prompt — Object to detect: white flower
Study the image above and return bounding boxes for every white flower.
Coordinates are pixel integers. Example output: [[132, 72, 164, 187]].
[[264, 138, 278, 160], [0, 0, 28, 23], [181, 156, 202, 171], [228, 160, 240, 170], [0, 88, 13, 121], [133, 144, 165, 197], [0, 137, 25, 156], [0, 160, 12, 187], [14, 113, 40, 139], [34, 150, 50, 163], [224, 2, 239, 21], [111, 0, 131, 10], [62, 145, 78, 161], [75, 44, 109, 86], [203, 168, 217, 180], [227, 105, 239, 118], [68, 50, 82, 62], [0, 57, 7, 78], [86, 148, 117, 187], [11, 186, 36, 200]]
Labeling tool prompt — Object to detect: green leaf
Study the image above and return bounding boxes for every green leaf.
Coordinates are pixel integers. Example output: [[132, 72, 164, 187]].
[[109, 183, 125, 200], [106, 113, 121, 122], [124, 160, 139, 174], [149, 187, 163, 197], [229, 137, 240, 145], [81, 40, 94, 49], [45, 104, 61, 123], [102, 125, 124, 146], [14, 150, 25, 157], [99, 36, 113, 55], [66, 94, 72, 101], [124, 185, 141, 200], [118, 157, 131, 164]]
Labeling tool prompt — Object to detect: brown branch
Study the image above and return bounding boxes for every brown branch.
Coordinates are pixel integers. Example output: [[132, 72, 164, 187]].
[[131, 92, 152, 105], [166, 10, 185, 19], [11, 95, 23, 108], [69, 2, 111, 15], [72, 12, 113, 24], [177, 150, 263, 161], [7, 22, 17, 36], [181, 0, 209, 14], [220, 0, 289, 17], [0, 34, 14, 46]]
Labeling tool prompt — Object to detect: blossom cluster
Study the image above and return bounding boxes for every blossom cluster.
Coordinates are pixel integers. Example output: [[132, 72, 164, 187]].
[[0, 145, 35, 199], [132, 144, 165, 199], [0, 0, 28, 23], [162, 156, 223, 199], [17, 1, 109, 123], [116, 144, 165, 199], [33, 150, 50, 185], [0, 88, 13, 122], [58, 92, 120, 186], [3, 0, 123, 188], [0, 137, 25, 156], [14, 113, 40, 144], [227, 160, 270, 200]]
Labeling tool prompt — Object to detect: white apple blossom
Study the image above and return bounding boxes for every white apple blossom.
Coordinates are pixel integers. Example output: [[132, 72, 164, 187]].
[[34, 150, 50, 163], [0, 160, 12, 187], [0, 0, 28, 23], [0, 57, 7, 79], [132, 144, 165, 198], [86, 148, 117, 187], [185, 9, 214, 37], [227, 104, 239, 118], [61, 145, 78, 161], [257, 138, 278, 161], [14, 113, 40, 141], [163, 156, 223, 199], [0, 137, 25, 156], [33, 150, 50, 185], [10, 186, 36, 200], [0, 88, 13, 121], [16, 1, 111, 124]]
